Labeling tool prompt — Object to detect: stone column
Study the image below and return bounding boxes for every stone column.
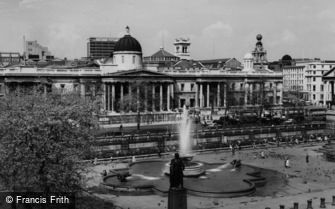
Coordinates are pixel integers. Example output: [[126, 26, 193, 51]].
[[195, 83, 199, 108], [279, 82, 283, 105], [323, 81, 327, 106], [120, 83, 124, 111], [223, 83, 227, 107], [144, 85, 148, 112], [199, 83, 203, 108], [80, 83, 85, 98], [152, 84, 155, 111], [137, 86, 140, 112], [217, 83, 220, 107], [171, 84, 174, 110], [249, 83, 253, 105], [244, 82, 249, 105], [273, 82, 277, 105], [43, 85, 47, 96], [102, 83, 106, 110], [107, 84, 110, 111], [167, 84, 170, 111], [260, 82, 264, 104], [331, 81, 334, 105], [111, 83, 115, 112], [128, 83, 132, 112], [206, 83, 210, 108], [92, 85, 96, 97], [160, 83, 163, 111]]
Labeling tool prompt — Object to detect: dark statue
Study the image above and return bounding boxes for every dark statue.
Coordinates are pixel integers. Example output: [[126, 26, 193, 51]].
[[169, 153, 185, 188]]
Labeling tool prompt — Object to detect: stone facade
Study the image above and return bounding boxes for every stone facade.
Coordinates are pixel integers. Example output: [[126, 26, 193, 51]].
[[0, 29, 283, 124]]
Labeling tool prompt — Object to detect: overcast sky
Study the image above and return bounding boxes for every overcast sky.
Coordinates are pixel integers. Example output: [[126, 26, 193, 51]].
[[1, 0, 335, 61]]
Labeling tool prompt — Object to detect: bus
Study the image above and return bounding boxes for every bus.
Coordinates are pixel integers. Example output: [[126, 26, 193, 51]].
[[304, 107, 326, 121]]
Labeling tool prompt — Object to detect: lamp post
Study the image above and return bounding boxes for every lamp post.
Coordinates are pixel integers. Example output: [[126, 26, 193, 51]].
[[137, 110, 141, 130]]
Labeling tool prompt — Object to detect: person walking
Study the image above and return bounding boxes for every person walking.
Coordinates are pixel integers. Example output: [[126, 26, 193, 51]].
[[285, 158, 290, 168], [306, 153, 309, 163]]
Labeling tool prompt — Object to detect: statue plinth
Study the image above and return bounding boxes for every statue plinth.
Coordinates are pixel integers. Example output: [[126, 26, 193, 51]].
[[168, 187, 187, 209]]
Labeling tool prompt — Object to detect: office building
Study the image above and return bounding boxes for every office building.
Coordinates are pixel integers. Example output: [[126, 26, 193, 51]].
[[87, 37, 119, 60]]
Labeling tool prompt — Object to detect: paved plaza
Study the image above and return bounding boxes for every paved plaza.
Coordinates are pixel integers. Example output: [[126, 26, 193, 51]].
[[83, 142, 335, 209]]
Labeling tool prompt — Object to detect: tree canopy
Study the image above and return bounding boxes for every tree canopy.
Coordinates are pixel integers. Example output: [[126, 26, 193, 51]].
[[0, 91, 100, 193]]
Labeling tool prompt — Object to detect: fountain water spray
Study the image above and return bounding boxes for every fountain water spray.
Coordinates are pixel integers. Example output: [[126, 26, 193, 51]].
[[179, 105, 192, 155]]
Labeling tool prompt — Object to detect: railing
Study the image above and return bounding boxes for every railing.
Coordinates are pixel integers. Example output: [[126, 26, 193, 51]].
[[0, 67, 101, 75], [157, 68, 282, 76], [99, 112, 181, 125]]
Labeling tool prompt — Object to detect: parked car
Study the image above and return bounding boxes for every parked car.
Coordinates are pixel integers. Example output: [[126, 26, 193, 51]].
[[283, 118, 296, 125], [201, 120, 216, 128]]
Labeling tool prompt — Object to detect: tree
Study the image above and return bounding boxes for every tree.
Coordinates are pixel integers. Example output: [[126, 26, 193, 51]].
[[0, 90, 99, 194]]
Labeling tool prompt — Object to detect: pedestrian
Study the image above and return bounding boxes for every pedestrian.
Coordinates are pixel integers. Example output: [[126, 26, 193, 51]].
[[252, 141, 256, 149], [232, 147, 235, 156], [261, 151, 265, 159], [119, 124, 123, 132], [306, 154, 309, 163], [158, 148, 162, 158], [285, 158, 290, 168]]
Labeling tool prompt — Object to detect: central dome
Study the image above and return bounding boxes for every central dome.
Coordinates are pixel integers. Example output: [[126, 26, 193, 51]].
[[114, 34, 142, 52]]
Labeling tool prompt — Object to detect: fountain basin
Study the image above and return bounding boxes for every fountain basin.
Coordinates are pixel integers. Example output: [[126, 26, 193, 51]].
[[164, 161, 206, 177], [100, 160, 283, 198], [163, 154, 206, 177]]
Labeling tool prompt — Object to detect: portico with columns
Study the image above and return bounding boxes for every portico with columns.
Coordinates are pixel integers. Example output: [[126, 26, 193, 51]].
[[102, 70, 174, 114], [173, 76, 283, 112]]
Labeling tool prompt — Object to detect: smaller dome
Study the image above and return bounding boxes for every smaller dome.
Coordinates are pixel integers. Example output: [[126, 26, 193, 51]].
[[256, 34, 262, 41], [114, 34, 142, 52], [282, 54, 292, 61], [244, 53, 253, 59]]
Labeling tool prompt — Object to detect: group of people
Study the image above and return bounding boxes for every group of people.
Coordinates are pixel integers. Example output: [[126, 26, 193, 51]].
[[229, 141, 242, 156]]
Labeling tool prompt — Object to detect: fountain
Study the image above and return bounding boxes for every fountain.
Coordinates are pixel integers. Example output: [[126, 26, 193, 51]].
[[101, 107, 280, 197], [179, 105, 192, 156], [164, 105, 205, 177]]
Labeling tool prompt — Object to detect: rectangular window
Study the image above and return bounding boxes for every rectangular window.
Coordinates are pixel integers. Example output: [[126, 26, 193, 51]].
[[313, 77, 316, 82], [132, 56, 135, 64], [313, 94, 316, 100], [190, 83, 194, 91], [73, 84, 79, 91], [321, 94, 324, 100], [181, 84, 185, 91], [313, 85, 316, 91], [122, 56, 124, 63], [321, 85, 324, 91]]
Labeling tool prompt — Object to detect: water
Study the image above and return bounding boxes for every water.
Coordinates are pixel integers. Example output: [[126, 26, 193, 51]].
[[179, 105, 192, 155]]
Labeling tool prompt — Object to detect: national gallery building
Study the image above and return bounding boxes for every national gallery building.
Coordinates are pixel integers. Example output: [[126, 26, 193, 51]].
[[0, 28, 283, 124]]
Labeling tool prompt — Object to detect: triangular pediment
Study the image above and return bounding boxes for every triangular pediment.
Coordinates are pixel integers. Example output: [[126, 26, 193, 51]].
[[106, 69, 172, 78]]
